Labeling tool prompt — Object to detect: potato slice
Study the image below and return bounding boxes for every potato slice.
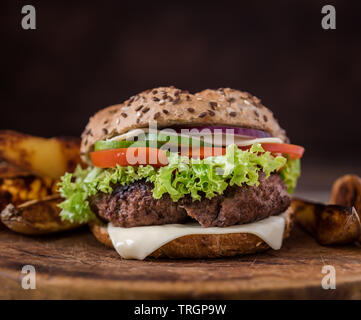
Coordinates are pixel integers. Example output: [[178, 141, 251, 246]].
[[330, 174, 361, 218], [0, 195, 82, 235], [291, 198, 361, 245], [0, 130, 81, 179]]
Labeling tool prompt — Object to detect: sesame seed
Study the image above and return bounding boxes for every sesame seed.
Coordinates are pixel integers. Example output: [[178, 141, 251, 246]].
[[172, 97, 181, 105], [187, 107, 195, 113], [244, 100, 250, 105], [162, 109, 169, 114], [102, 128, 108, 134], [209, 101, 217, 110], [186, 95, 191, 101], [121, 113, 127, 118], [229, 112, 237, 117], [135, 104, 144, 111], [153, 112, 161, 120], [263, 115, 268, 122], [208, 110, 215, 116], [142, 107, 150, 113], [116, 119, 120, 125], [162, 94, 168, 100], [127, 96, 135, 105], [159, 99, 165, 105], [254, 111, 259, 117], [199, 112, 207, 118], [196, 97, 202, 101], [137, 111, 142, 117], [152, 97, 160, 102], [152, 90, 158, 94], [103, 120, 109, 124]]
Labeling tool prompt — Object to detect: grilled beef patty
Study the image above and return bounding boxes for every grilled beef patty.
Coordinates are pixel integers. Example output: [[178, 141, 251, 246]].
[[90, 181, 189, 227], [181, 173, 291, 227], [90, 173, 291, 228]]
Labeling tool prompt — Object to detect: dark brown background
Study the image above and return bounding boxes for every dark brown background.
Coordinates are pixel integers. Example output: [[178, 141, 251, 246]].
[[1, 1, 360, 198]]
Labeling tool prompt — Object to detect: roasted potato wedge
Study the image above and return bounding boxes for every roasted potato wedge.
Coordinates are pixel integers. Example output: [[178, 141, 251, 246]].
[[291, 198, 361, 245], [0, 130, 81, 179], [0, 195, 81, 235], [330, 174, 361, 218], [0, 176, 58, 212], [0, 160, 31, 179]]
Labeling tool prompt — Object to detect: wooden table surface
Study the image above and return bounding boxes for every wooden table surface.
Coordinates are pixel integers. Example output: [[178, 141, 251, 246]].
[[0, 221, 360, 300]]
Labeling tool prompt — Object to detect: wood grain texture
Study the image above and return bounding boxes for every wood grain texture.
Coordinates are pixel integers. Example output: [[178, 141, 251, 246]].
[[0, 222, 360, 300]]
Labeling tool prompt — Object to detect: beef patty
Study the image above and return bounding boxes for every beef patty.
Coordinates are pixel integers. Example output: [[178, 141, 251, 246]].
[[181, 173, 291, 227], [90, 181, 189, 227], [90, 173, 291, 228]]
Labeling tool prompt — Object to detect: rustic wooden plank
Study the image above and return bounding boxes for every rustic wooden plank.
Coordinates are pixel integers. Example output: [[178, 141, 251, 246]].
[[0, 222, 360, 299]]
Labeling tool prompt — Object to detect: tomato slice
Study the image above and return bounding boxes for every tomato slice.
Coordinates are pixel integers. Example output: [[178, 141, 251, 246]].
[[181, 147, 225, 159], [90, 147, 168, 168], [186, 143, 304, 160], [90, 143, 304, 168], [258, 143, 304, 159], [239, 143, 304, 159]]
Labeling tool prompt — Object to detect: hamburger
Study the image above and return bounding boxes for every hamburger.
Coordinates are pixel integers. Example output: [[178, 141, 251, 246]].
[[58, 87, 304, 260]]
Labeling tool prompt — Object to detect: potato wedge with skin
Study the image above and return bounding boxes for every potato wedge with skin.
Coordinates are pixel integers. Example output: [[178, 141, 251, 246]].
[[0, 175, 59, 215], [0, 195, 82, 235], [0, 160, 31, 179], [0, 130, 82, 179], [291, 198, 361, 245], [330, 174, 361, 218]]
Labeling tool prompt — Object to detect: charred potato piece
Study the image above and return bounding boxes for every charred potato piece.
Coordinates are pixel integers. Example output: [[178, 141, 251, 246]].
[[0, 130, 81, 179], [0, 176, 58, 212], [0, 195, 81, 235], [0, 160, 31, 179], [291, 198, 361, 245], [330, 174, 361, 218]]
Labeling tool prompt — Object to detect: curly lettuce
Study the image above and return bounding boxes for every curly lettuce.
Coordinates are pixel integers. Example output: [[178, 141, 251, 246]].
[[58, 144, 298, 223], [280, 158, 301, 194]]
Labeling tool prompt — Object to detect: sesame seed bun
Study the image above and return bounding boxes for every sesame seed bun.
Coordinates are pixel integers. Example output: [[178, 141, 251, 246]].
[[80, 87, 288, 164], [89, 206, 294, 259]]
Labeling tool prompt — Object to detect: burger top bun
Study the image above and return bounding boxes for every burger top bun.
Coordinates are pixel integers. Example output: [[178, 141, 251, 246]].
[[81, 87, 288, 164]]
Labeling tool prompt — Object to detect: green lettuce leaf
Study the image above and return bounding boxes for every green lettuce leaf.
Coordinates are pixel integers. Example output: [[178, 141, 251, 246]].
[[280, 158, 301, 194], [58, 144, 297, 223]]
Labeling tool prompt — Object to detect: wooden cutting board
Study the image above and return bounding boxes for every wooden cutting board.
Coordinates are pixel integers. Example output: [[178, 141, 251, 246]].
[[0, 222, 360, 299]]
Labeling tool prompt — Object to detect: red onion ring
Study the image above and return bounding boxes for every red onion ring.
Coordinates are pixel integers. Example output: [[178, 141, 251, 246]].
[[173, 126, 271, 139]]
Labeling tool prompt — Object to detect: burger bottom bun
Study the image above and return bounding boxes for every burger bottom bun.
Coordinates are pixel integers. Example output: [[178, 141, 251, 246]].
[[89, 206, 294, 259]]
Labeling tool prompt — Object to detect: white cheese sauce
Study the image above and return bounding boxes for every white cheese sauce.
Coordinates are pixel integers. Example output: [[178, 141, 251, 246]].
[[107, 212, 286, 260]]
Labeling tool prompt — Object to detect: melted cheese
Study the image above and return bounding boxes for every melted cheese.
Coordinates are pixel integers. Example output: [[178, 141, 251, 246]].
[[108, 212, 286, 260]]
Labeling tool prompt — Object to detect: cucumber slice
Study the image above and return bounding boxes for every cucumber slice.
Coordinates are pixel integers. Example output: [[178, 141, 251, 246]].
[[145, 133, 207, 147], [94, 140, 134, 151], [94, 133, 210, 151]]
